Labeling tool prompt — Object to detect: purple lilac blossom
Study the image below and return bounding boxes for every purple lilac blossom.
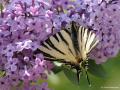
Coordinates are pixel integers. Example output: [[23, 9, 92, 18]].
[[0, 0, 120, 89], [0, 0, 53, 89]]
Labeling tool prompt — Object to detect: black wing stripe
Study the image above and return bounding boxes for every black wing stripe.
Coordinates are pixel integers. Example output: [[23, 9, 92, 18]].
[[58, 30, 75, 56], [53, 34, 59, 42], [89, 36, 99, 51], [78, 25, 99, 55], [86, 32, 96, 52], [79, 26, 83, 42], [46, 38, 65, 55], [68, 48, 75, 56], [38, 29, 77, 63], [44, 58, 71, 64], [58, 32, 69, 45], [82, 27, 90, 48], [84, 29, 90, 49], [59, 30, 76, 56], [44, 58, 64, 62], [63, 29, 71, 36], [38, 48, 72, 62], [38, 49, 55, 58], [71, 22, 79, 52], [41, 42, 51, 50], [34, 48, 55, 59]]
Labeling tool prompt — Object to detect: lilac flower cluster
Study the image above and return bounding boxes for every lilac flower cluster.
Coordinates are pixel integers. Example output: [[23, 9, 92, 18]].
[[0, 0, 53, 89], [1, 0, 120, 89], [87, 0, 120, 64]]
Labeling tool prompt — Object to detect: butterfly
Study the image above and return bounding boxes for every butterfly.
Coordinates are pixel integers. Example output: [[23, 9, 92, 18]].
[[34, 22, 99, 85]]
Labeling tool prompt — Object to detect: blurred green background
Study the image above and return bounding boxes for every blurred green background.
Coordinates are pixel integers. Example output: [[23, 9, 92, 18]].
[[48, 54, 120, 90]]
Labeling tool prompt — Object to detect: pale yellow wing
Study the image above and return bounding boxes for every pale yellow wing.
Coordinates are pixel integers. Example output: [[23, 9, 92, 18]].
[[78, 26, 99, 60], [38, 29, 77, 63]]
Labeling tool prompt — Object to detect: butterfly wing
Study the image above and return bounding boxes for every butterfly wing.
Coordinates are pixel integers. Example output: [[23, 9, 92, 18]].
[[78, 26, 99, 60], [38, 29, 78, 64]]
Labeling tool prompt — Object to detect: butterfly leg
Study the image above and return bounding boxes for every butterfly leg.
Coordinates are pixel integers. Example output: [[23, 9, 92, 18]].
[[76, 69, 81, 84], [85, 69, 91, 86], [84, 60, 91, 87]]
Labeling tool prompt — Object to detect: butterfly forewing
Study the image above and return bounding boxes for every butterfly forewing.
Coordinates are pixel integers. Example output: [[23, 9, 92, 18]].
[[39, 23, 99, 63], [78, 26, 99, 60], [39, 29, 78, 63]]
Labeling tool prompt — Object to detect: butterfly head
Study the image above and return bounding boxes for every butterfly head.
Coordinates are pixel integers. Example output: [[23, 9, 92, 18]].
[[75, 55, 88, 70]]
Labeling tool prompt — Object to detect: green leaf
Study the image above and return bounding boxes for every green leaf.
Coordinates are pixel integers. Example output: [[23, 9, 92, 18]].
[[52, 62, 63, 74], [52, 65, 62, 74], [0, 71, 5, 77], [63, 65, 79, 85], [88, 59, 107, 78]]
